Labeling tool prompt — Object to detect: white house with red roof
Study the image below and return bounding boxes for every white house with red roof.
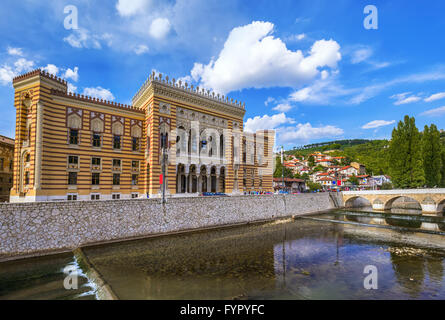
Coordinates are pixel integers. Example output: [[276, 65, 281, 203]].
[[338, 165, 359, 177]]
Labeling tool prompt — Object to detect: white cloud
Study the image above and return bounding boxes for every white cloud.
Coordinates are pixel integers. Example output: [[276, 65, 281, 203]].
[[264, 97, 276, 106], [190, 21, 341, 94], [0, 65, 16, 85], [421, 106, 445, 116], [279, 123, 344, 143], [390, 92, 421, 105], [286, 33, 306, 42], [134, 44, 149, 55], [63, 28, 112, 49], [0, 57, 34, 86], [351, 47, 373, 64], [67, 83, 77, 93], [14, 58, 35, 73], [116, 0, 151, 17], [64, 67, 79, 82], [149, 18, 171, 39], [244, 113, 295, 133], [7, 47, 23, 56], [289, 73, 356, 105], [272, 103, 292, 112], [83, 87, 115, 101], [424, 92, 445, 102], [42, 64, 59, 76], [361, 120, 395, 129]]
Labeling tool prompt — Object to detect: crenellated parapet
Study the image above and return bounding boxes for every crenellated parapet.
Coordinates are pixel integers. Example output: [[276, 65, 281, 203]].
[[132, 71, 246, 112], [13, 69, 67, 87], [50, 89, 144, 114]]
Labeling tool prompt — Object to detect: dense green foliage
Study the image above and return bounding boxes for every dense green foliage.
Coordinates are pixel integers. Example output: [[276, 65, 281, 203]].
[[277, 116, 445, 189], [307, 181, 322, 191], [422, 124, 442, 187], [388, 116, 425, 188], [273, 157, 294, 178]]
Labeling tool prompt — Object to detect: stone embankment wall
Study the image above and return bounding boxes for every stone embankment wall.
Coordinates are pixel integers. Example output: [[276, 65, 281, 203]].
[[0, 193, 342, 260]]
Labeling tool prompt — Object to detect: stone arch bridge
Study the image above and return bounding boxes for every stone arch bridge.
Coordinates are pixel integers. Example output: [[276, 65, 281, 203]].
[[342, 189, 445, 215]]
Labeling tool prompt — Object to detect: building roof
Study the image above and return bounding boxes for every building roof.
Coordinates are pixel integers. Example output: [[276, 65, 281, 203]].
[[0, 135, 14, 146], [273, 178, 305, 183]]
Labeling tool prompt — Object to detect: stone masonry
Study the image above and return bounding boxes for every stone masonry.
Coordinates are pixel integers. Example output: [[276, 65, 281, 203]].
[[0, 193, 341, 260]]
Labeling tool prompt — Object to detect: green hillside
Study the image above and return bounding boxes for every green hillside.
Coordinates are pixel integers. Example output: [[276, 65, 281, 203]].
[[286, 139, 390, 175]]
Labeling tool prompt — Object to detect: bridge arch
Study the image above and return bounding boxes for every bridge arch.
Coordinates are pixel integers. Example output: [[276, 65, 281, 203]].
[[345, 196, 372, 209], [383, 196, 422, 211], [436, 199, 445, 214]]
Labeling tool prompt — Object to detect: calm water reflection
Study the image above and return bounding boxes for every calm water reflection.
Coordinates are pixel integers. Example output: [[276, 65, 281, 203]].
[[1, 209, 445, 300]]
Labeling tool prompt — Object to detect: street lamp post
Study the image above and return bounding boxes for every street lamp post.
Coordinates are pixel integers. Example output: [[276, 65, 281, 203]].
[[161, 134, 168, 204], [281, 146, 284, 193]]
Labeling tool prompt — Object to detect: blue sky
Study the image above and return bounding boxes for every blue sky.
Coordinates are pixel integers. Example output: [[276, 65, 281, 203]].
[[1, 0, 445, 149]]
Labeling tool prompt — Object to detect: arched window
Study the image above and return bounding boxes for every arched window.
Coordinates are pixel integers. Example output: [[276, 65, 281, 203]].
[[220, 134, 224, 159]]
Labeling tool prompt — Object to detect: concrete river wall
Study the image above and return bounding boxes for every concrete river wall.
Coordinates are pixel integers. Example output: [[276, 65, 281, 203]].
[[0, 193, 342, 261]]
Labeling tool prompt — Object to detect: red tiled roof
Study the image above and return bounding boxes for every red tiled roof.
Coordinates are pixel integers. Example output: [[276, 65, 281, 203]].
[[273, 178, 305, 183]]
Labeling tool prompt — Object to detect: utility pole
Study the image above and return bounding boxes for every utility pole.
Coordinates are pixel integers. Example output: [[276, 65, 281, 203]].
[[281, 146, 284, 193]]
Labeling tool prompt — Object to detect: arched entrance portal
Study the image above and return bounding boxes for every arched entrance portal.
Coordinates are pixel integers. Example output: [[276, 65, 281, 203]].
[[200, 166, 207, 192]]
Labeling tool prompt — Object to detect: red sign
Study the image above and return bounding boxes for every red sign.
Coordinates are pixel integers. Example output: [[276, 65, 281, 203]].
[[337, 180, 342, 186], [159, 174, 163, 185]]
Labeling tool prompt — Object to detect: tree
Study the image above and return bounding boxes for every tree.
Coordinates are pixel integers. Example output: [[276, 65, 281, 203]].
[[273, 157, 294, 178], [307, 181, 322, 191], [308, 155, 315, 167], [441, 149, 445, 187], [311, 165, 324, 173], [422, 124, 442, 187], [388, 115, 425, 188], [348, 174, 359, 185], [381, 182, 393, 190]]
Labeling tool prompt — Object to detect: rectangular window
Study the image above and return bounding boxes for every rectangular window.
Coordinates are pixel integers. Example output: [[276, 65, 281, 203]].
[[90, 194, 100, 200], [132, 160, 139, 170], [112, 194, 121, 200], [92, 157, 101, 166], [68, 156, 78, 165], [132, 137, 140, 151], [69, 129, 79, 145], [25, 172, 30, 185], [113, 173, 121, 185], [131, 193, 138, 199], [68, 172, 77, 185], [112, 159, 121, 171], [67, 194, 78, 201], [132, 174, 138, 186], [92, 133, 101, 147], [113, 135, 121, 149], [92, 173, 100, 185], [0, 158, 4, 170]]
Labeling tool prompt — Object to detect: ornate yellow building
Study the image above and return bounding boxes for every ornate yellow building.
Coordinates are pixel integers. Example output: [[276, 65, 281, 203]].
[[0, 135, 14, 202], [10, 69, 274, 202]]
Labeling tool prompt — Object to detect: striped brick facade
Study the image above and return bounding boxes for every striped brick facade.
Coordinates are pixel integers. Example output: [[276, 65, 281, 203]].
[[10, 70, 274, 202]]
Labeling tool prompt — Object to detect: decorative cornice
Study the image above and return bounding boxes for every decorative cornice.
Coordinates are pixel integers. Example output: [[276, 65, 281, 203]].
[[50, 89, 144, 114], [132, 72, 246, 117]]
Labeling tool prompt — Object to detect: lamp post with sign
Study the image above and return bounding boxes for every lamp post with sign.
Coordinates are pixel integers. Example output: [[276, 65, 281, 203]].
[[161, 134, 168, 204]]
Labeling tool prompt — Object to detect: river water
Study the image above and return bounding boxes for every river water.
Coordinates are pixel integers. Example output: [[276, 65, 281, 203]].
[[1, 208, 445, 300]]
